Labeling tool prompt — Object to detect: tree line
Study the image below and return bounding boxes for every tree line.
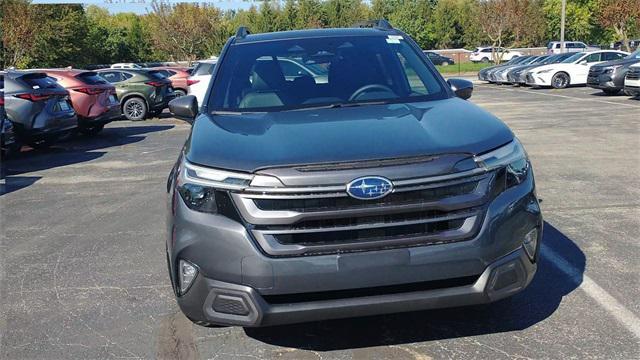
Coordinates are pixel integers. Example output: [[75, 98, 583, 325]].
[[1, 0, 639, 69]]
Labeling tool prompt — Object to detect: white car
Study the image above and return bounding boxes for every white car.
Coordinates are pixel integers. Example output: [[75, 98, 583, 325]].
[[624, 63, 640, 97], [546, 41, 599, 54], [524, 50, 628, 88], [470, 47, 523, 63], [187, 59, 217, 106], [110, 63, 141, 69]]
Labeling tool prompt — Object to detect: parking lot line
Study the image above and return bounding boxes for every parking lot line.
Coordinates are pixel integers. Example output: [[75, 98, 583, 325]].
[[541, 243, 640, 338], [476, 84, 640, 108]]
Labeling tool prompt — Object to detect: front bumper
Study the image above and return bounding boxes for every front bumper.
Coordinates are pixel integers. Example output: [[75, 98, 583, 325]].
[[178, 247, 536, 327], [168, 169, 542, 327], [525, 73, 550, 87], [80, 105, 121, 126], [587, 74, 622, 91]]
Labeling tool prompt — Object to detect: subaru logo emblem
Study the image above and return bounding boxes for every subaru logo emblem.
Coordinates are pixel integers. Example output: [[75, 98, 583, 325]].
[[346, 176, 393, 200]]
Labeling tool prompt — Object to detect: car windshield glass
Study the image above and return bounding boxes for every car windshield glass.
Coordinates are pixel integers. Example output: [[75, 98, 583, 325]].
[[626, 49, 640, 59], [562, 52, 585, 63], [76, 72, 109, 85], [209, 35, 446, 112]]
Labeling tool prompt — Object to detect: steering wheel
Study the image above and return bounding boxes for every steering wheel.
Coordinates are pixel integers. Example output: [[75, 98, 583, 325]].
[[348, 84, 395, 101]]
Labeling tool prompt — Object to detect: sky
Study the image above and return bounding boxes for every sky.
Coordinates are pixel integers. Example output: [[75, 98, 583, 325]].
[[32, 0, 259, 14]]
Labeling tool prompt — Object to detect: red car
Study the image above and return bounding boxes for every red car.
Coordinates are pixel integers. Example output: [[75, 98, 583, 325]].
[[150, 67, 198, 97], [43, 69, 120, 135]]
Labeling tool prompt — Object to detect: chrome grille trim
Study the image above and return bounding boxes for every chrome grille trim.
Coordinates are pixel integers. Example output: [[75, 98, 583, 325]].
[[251, 215, 480, 256], [232, 173, 492, 225]]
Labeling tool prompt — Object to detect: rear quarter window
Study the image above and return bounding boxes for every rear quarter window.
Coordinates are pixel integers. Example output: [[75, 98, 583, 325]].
[[76, 72, 109, 85], [21, 74, 60, 89]]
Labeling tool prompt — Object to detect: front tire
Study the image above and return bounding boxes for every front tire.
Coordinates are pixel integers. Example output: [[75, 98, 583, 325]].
[[174, 89, 187, 97], [79, 124, 104, 136], [602, 89, 621, 96], [441, 62, 449, 67], [481, 57, 490, 63], [123, 97, 147, 121], [551, 72, 570, 89]]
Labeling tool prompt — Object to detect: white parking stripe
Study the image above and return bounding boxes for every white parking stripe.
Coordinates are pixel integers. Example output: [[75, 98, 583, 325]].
[[476, 84, 640, 108], [541, 243, 640, 338]]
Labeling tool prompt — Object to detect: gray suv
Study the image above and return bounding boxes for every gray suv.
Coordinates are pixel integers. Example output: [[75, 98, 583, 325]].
[[3, 71, 77, 147], [166, 21, 543, 327]]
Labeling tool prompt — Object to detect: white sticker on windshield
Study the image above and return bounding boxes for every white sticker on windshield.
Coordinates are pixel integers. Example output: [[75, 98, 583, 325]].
[[386, 35, 403, 44]]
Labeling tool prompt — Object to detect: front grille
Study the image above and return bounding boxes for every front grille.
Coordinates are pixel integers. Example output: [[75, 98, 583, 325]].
[[627, 68, 640, 80], [272, 217, 467, 246], [232, 169, 494, 257], [254, 180, 478, 212], [263, 275, 480, 304]]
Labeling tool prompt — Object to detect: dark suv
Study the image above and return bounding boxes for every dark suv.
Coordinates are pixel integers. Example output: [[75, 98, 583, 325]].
[[587, 49, 640, 95], [96, 69, 175, 121], [166, 21, 542, 327], [1, 74, 19, 156], [3, 71, 77, 148]]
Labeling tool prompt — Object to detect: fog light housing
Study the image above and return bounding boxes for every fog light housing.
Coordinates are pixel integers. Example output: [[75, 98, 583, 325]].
[[179, 260, 198, 295], [523, 228, 538, 261]]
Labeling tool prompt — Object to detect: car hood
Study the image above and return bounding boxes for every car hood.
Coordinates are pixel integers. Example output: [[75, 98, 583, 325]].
[[185, 98, 514, 173], [592, 57, 640, 69]]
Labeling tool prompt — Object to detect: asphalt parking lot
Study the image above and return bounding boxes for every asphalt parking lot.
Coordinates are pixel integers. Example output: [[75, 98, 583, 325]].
[[1, 85, 639, 359]]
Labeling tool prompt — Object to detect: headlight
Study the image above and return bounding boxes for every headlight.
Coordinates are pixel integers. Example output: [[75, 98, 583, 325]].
[[603, 65, 622, 74], [536, 69, 553, 74], [175, 159, 282, 213], [475, 139, 530, 187]]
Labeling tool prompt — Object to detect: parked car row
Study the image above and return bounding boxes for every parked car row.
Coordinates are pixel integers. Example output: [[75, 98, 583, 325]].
[[479, 49, 639, 98], [0, 63, 217, 156]]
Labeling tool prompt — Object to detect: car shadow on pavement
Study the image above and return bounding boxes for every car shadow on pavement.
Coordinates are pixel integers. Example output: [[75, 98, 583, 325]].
[[0, 124, 174, 196], [244, 222, 585, 351]]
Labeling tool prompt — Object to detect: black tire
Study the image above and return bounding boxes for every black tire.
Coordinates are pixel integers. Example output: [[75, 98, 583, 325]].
[[28, 138, 55, 149], [551, 72, 570, 89], [174, 89, 187, 97], [79, 124, 104, 136], [148, 109, 163, 118], [123, 97, 147, 121], [441, 62, 449, 67], [602, 89, 621, 96], [481, 57, 490, 63]]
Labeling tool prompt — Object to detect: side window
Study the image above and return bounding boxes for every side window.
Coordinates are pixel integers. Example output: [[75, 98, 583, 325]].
[[566, 43, 575, 49], [482, 48, 492, 53], [603, 52, 625, 61], [166, 70, 177, 77], [585, 53, 601, 63], [278, 60, 311, 79], [121, 72, 133, 81], [578, 43, 587, 49], [99, 71, 121, 83], [397, 52, 427, 95], [555, 44, 561, 49]]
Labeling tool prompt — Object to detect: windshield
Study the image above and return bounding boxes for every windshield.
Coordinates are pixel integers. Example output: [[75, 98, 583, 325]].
[[562, 52, 586, 63], [209, 35, 446, 112], [626, 49, 640, 59]]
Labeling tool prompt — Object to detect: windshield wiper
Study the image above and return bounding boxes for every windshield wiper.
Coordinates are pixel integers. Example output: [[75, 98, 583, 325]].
[[211, 110, 266, 115], [284, 100, 390, 112]]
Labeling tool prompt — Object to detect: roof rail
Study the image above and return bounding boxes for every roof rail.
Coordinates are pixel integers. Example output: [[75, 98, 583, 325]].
[[235, 26, 250, 39], [352, 19, 393, 30]]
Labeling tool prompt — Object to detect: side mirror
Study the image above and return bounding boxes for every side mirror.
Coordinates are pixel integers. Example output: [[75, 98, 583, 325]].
[[169, 95, 198, 124], [578, 60, 588, 65], [447, 78, 473, 100]]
